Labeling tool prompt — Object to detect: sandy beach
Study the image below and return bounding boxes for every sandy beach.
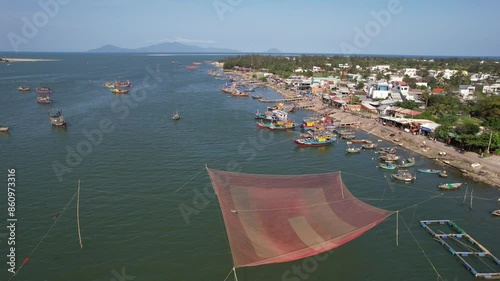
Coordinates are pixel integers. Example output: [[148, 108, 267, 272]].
[[1, 58, 60, 62], [231, 70, 500, 188]]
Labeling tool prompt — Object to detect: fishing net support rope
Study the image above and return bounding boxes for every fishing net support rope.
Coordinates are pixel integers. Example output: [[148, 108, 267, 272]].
[[8, 189, 78, 281]]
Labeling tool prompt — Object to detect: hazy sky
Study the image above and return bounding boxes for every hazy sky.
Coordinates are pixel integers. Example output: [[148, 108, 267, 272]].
[[1, 0, 499, 56]]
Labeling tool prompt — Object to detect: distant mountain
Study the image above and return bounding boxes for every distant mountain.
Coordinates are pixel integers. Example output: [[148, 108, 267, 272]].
[[88, 44, 133, 53], [266, 48, 282, 53], [88, 42, 239, 53]]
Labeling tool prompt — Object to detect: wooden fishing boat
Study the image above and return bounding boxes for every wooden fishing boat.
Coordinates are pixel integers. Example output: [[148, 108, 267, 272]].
[[492, 210, 500, 217], [294, 136, 335, 147], [114, 80, 131, 88], [36, 87, 52, 94], [111, 88, 129, 94], [380, 154, 400, 161], [172, 111, 180, 120], [37, 94, 52, 104], [185, 65, 198, 70], [300, 119, 317, 130], [391, 170, 416, 182], [192, 62, 201, 65], [341, 134, 356, 140], [351, 139, 371, 144], [255, 110, 270, 120], [378, 163, 397, 170], [232, 91, 249, 97], [397, 157, 415, 168], [378, 147, 397, 154], [220, 88, 232, 94], [439, 171, 448, 177], [256, 120, 296, 130], [104, 82, 115, 88], [0, 123, 9, 132], [418, 169, 441, 174], [251, 94, 263, 99], [268, 103, 295, 113], [438, 182, 462, 190], [48, 109, 67, 128], [18, 86, 30, 92], [346, 147, 361, 153], [362, 143, 377, 149]]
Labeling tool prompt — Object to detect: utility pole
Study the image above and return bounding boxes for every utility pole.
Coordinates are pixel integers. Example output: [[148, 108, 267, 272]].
[[486, 131, 493, 154]]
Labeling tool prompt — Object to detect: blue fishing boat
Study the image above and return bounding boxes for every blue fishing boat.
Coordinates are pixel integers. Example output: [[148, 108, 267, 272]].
[[294, 136, 335, 147], [378, 163, 397, 170], [418, 169, 441, 174]]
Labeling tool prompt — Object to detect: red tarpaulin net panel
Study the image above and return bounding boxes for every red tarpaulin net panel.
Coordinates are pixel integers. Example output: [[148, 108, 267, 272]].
[[207, 169, 393, 268]]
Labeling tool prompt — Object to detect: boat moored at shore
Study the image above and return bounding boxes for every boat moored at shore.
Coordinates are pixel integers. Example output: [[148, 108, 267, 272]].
[[391, 169, 416, 182], [438, 182, 462, 190], [418, 169, 441, 174]]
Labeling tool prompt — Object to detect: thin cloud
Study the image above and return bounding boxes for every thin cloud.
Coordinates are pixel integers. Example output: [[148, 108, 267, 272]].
[[145, 37, 216, 44]]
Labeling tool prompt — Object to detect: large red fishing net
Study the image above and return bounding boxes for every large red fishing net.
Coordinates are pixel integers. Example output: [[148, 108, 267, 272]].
[[207, 169, 392, 268]]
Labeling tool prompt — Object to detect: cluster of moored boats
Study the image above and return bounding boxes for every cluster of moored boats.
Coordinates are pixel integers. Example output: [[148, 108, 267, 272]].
[[220, 83, 256, 97], [374, 146, 463, 188], [104, 80, 131, 94], [11, 80, 133, 130], [212, 69, 479, 193], [14, 86, 67, 128]]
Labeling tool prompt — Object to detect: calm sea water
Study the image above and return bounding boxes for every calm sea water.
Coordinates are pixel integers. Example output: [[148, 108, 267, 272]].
[[0, 53, 498, 281]]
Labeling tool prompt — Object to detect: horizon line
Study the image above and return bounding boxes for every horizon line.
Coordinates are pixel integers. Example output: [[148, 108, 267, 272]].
[[1, 51, 500, 59]]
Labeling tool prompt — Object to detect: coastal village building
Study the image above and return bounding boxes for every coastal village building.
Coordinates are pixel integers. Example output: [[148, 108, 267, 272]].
[[435, 69, 467, 80], [370, 65, 391, 71], [470, 73, 490, 82], [369, 82, 391, 99], [458, 85, 476, 100], [360, 101, 377, 114], [312, 66, 324, 73], [483, 84, 500, 94], [432, 88, 445, 94], [390, 76, 403, 82], [311, 77, 339, 87], [415, 82, 428, 88], [386, 106, 422, 118], [404, 68, 417, 77], [395, 82, 412, 100]]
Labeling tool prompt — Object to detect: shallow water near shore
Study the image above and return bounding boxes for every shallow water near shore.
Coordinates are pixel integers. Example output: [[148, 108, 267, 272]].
[[0, 53, 498, 281]]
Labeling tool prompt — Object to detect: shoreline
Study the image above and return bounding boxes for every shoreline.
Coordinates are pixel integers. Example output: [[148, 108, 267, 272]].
[[228, 70, 500, 188], [1, 58, 60, 62]]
